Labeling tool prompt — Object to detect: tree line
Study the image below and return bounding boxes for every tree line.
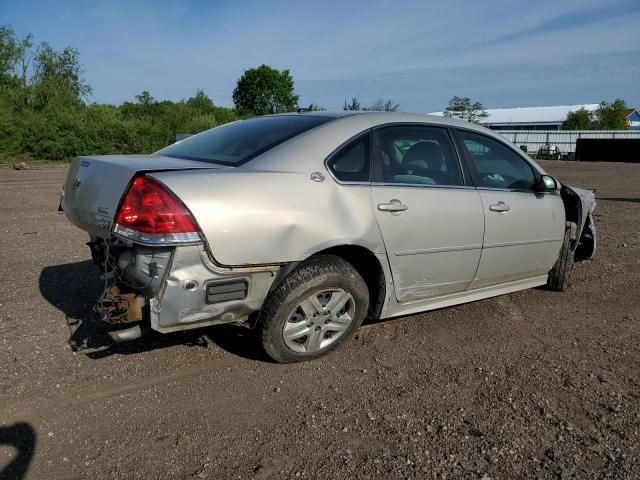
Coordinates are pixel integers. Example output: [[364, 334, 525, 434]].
[[0, 25, 243, 161], [0, 24, 630, 161], [562, 100, 629, 130], [0, 25, 403, 162]]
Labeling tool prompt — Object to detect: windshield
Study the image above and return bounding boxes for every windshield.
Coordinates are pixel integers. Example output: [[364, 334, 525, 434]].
[[156, 115, 332, 166]]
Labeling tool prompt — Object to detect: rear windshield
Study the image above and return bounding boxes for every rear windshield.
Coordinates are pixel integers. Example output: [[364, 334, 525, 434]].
[[156, 115, 332, 166]]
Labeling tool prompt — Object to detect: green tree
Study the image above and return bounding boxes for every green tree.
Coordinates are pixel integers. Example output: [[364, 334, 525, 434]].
[[304, 102, 326, 111], [186, 88, 214, 113], [0, 25, 20, 86], [212, 106, 239, 124], [365, 98, 400, 111], [443, 96, 488, 123], [562, 108, 593, 130], [32, 42, 91, 109], [15, 33, 33, 91], [0, 26, 33, 107], [232, 64, 298, 116], [135, 90, 154, 106], [343, 96, 400, 111], [0, 25, 244, 162], [593, 99, 628, 130], [343, 97, 362, 111]]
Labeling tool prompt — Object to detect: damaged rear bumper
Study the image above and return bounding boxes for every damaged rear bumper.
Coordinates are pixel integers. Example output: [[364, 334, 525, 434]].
[[95, 241, 280, 338], [150, 245, 279, 333]]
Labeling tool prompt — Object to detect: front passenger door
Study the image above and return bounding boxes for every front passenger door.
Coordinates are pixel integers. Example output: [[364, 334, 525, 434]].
[[455, 130, 566, 289]]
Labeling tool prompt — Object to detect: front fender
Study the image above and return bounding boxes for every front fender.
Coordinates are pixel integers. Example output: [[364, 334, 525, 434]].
[[560, 184, 597, 260], [566, 185, 596, 241]]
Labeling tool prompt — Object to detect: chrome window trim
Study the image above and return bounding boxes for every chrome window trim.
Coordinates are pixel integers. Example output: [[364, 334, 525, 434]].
[[370, 182, 476, 191], [324, 181, 559, 194], [475, 186, 560, 195], [329, 180, 371, 186], [323, 121, 561, 193]]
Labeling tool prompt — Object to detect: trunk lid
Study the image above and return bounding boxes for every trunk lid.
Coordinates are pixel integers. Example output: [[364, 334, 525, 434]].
[[62, 154, 223, 238]]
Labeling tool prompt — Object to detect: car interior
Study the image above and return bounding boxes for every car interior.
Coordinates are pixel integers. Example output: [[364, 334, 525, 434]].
[[328, 137, 369, 182], [377, 128, 463, 186], [460, 134, 537, 191]]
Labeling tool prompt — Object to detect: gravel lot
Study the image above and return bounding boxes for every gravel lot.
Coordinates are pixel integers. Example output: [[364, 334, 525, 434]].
[[1, 161, 638, 479]]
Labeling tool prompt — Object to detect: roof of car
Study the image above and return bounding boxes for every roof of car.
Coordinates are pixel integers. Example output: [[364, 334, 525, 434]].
[[238, 110, 546, 175], [274, 110, 489, 130]]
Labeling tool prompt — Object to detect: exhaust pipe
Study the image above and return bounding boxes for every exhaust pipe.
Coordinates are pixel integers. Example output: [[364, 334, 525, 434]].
[[108, 325, 143, 343]]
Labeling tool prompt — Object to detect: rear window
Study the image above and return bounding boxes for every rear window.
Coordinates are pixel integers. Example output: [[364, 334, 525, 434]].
[[156, 115, 332, 166]]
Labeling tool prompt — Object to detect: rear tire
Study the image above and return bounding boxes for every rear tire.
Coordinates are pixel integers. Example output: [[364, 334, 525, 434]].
[[257, 255, 369, 363], [547, 225, 574, 291]]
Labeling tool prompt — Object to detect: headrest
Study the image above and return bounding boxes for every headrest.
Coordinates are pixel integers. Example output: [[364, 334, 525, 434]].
[[403, 141, 444, 170]]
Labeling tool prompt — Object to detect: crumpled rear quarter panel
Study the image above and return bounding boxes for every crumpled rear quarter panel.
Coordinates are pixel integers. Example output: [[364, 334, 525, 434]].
[[150, 170, 386, 266]]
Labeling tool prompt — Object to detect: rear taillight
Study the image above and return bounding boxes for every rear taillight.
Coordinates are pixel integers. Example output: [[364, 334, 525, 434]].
[[113, 175, 202, 245]]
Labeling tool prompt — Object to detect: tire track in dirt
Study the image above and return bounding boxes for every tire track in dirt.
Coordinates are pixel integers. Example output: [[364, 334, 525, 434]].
[[0, 357, 239, 423]]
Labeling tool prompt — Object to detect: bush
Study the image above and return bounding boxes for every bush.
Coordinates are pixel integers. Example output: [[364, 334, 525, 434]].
[[0, 25, 242, 161], [0, 91, 237, 161]]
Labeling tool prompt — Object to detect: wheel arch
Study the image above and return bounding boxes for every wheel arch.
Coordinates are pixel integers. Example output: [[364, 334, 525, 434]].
[[270, 244, 387, 320], [574, 213, 596, 262]]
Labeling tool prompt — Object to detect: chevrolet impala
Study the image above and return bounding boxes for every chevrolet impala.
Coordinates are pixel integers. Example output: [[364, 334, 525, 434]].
[[61, 112, 596, 362]]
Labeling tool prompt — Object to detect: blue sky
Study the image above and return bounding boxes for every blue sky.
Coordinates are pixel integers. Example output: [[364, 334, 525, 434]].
[[2, 0, 639, 111]]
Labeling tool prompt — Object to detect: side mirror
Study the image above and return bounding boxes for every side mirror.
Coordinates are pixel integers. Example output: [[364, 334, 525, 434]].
[[539, 174, 558, 191]]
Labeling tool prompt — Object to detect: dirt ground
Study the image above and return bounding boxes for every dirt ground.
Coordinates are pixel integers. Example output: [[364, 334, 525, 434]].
[[0, 161, 638, 479]]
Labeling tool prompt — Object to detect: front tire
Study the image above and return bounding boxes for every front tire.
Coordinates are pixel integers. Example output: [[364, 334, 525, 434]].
[[547, 225, 574, 291], [257, 255, 369, 363]]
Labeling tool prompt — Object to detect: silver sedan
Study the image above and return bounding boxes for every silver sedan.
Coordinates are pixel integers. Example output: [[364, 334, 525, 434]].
[[61, 112, 596, 362]]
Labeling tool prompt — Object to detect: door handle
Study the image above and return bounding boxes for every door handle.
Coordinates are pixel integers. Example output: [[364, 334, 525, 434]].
[[378, 199, 408, 213], [489, 201, 511, 212]]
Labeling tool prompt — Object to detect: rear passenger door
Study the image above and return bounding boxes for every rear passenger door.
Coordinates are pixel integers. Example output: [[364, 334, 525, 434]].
[[370, 125, 485, 302], [454, 129, 565, 289]]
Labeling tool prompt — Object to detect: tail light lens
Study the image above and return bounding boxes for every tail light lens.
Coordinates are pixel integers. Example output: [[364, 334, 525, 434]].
[[113, 175, 202, 245]]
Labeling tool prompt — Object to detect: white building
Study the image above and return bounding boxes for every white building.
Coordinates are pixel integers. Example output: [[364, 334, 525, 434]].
[[429, 104, 600, 131], [480, 104, 601, 130]]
